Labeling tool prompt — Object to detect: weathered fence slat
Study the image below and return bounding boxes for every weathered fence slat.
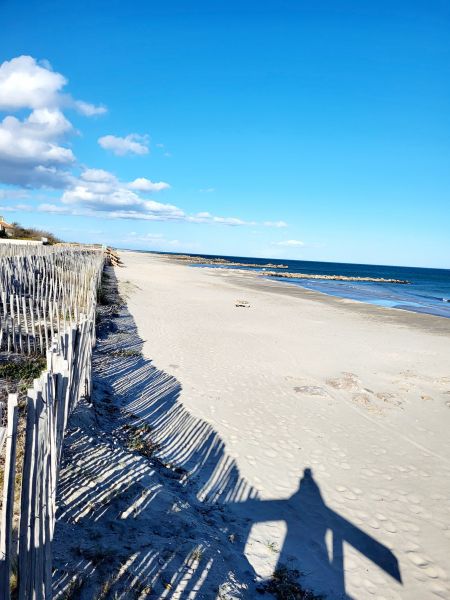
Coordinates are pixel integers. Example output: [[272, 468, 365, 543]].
[[18, 394, 36, 600], [0, 394, 19, 600]]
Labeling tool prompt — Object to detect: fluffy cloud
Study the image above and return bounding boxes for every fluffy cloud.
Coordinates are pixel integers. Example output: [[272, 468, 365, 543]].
[[272, 239, 304, 247], [98, 134, 149, 156], [29, 167, 277, 227], [0, 56, 105, 188], [15, 189, 286, 229], [60, 168, 184, 220], [0, 56, 105, 115], [0, 109, 75, 187], [0, 56, 66, 111], [128, 177, 170, 192]]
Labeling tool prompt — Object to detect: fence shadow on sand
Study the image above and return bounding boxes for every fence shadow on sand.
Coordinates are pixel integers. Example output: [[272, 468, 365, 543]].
[[52, 268, 402, 599]]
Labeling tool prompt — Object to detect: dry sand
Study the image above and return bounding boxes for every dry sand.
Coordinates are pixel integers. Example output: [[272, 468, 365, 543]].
[[53, 251, 450, 599]]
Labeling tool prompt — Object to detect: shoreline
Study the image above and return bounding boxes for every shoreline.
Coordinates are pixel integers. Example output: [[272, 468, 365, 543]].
[[149, 251, 450, 335], [224, 269, 450, 335]]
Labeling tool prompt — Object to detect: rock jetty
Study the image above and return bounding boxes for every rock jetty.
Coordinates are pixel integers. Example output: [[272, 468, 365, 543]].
[[262, 271, 410, 284], [164, 254, 410, 284], [167, 254, 288, 269]]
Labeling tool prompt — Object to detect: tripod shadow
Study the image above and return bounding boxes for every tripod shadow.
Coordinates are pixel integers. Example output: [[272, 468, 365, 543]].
[[52, 267, 402, 599]]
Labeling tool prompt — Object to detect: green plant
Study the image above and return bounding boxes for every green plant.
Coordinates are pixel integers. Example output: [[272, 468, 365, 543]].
[[109, 349, 141, 357], [9, 222, 61, 244], [125, 423, 159, 458], [0, 356, 47, 382]]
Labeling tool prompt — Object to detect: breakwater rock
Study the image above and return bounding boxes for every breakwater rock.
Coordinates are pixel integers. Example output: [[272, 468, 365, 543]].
[[168, 254, 288, 269], [262, 271, 410, 284]]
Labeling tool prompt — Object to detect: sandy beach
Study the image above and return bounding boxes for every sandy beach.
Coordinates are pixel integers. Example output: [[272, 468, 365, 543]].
[[53, 250, 450, 599]]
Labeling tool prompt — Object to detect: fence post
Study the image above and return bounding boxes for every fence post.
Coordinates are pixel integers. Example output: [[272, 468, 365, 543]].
[[0, 394, 19, 600], [18, 393, 36, 600]]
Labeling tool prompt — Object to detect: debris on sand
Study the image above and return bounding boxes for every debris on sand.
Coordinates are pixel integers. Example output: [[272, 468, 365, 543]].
[[235, 300, 250, 308]]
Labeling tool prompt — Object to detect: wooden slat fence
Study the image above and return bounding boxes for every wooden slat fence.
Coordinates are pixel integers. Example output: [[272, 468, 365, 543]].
[[0, 244, 105, 599], [0, 245, 104, 355]]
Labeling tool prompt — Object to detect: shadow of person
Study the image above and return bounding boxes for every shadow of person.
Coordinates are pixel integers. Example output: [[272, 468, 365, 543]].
[[231, 468, 402, 599]]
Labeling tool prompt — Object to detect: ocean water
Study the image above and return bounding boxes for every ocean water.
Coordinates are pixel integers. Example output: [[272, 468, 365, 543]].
[[183, 253, 450, 319]]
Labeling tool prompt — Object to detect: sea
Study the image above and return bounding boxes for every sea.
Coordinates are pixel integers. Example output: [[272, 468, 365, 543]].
[[178, 253, 450, 319]]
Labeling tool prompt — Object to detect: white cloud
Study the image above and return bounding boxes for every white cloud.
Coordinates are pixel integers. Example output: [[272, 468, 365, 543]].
[[122, 231, 200, 252], [128, 177, 170, 192], [208, 216, 249, 226], [81, 168, 116, 183], [0, 203, 32, 212], [272, 239, 305, 247], [0, 56, 66, 111], [199, 187, 215, 193], [60, 168, 185, 220], [0, 109, 75, 187], [98, 134, 149, 156], [29, 167, 280, 227], [73, 100, 107, 116], [0, 55, 105, 188], [38, 203, 72, 214], [183, 211, 254, 226], [264, 220, 288, 228], [0, 56, 105, 115], [0, 189, 29, 200]]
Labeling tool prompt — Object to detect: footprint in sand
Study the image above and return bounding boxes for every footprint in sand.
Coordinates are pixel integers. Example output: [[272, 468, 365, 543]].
[[382, 521, 397, 533], [352, 393, 376, 411], [407, 552, 430, 567], [326, 371, 360, 390], [293, 385, 327, 396], [376, 391, 403, 407], [343, 490, 358, 501]]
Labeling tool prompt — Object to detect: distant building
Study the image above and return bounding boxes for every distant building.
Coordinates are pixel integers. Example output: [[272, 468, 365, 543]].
[[0, 216, 14, 237]]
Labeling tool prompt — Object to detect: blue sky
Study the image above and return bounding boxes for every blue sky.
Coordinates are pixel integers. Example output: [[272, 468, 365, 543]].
[[0, 1, 449, 267]]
